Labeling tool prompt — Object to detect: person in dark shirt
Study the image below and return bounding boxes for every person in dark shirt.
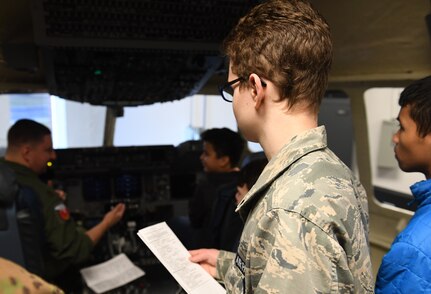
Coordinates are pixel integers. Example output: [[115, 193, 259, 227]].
[[169, 128, 245, 248], [188, 127, 245, 249], [211, 157, 268, 251]]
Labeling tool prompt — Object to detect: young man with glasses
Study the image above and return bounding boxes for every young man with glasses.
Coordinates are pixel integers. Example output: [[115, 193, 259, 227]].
[[189, 0, 374, 292]]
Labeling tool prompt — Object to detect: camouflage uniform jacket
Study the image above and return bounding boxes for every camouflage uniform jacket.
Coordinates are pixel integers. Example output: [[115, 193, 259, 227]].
[[0, 257, 64, 293], [216, 126, 374, 293]]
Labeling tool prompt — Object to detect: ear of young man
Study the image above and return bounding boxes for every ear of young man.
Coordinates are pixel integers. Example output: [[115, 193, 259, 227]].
[[248, 73, 266, 110]]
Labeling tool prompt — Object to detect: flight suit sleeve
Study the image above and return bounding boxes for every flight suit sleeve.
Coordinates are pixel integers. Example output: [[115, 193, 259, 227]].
[[43, 187, 93, 266]]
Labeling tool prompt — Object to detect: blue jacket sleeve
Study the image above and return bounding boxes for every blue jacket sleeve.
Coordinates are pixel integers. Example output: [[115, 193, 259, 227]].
[[376, 241, 431, 293]]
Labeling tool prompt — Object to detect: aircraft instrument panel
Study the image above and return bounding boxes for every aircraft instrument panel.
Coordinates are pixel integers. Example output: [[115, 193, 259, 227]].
[[48, 143, 202, 268]]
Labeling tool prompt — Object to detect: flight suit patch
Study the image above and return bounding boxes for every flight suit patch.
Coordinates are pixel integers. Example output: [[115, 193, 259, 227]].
[[54, 203, 70, 221]]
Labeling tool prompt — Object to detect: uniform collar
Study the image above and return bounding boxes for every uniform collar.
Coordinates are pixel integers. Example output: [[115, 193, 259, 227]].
[[236, 126, 327, 219], [0, 158, 38, 178], [410, 179, 431, 207]]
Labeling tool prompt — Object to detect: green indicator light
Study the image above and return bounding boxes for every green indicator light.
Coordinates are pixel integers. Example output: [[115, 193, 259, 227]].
[[94, 69, 102, 75]]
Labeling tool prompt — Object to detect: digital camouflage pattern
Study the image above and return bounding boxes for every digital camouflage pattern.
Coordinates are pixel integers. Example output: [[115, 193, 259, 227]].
[[0, 258, 64, 294], [216, 126, 374, 293]]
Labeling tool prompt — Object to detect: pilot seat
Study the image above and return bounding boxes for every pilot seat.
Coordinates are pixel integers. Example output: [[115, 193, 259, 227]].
[[0, 162, 45, 277]]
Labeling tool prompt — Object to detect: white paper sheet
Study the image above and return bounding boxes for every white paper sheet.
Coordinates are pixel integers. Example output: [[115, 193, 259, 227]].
[[137, 222, 226, 294], [80, 253, 145, 294]]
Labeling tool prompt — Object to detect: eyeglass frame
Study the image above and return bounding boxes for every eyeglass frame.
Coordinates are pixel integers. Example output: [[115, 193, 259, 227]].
[[218, 76, 267, 102]]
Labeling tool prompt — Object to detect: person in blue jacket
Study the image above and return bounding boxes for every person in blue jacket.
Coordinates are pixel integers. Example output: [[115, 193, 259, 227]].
[[375, 76, 431, 292]]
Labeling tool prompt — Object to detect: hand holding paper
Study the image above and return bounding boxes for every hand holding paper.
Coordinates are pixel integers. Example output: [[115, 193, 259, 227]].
[[189, 248, 220, 278], [137, 222, 226, 294]]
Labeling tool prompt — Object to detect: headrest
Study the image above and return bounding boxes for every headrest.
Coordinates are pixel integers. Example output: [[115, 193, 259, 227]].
[[0, 163, 19, 206]]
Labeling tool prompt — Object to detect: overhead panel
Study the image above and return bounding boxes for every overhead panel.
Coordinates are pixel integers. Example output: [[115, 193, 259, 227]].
[[31, 0, 257, 106]]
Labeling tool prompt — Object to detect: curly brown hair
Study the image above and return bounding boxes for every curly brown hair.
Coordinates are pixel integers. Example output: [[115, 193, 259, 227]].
[[222, 0, 332, 113]]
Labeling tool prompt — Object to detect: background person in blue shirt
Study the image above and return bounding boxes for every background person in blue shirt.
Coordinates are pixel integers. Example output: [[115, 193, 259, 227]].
[[376, 76, 431, 293]]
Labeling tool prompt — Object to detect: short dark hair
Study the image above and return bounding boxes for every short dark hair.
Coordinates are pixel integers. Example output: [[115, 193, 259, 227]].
[[7, 119, 51, 148], [238, 158, 268, 189], [201, 128, 245, 167], [223, 0, 332, 113], [399, 76, 431, 137]]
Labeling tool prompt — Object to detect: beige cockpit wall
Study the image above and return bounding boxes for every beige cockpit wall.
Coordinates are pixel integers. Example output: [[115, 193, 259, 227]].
[[314, 0, 431, 279]]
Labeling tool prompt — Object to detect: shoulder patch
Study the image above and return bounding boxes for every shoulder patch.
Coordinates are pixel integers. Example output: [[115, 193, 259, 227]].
[[54, 203, 70, 221]]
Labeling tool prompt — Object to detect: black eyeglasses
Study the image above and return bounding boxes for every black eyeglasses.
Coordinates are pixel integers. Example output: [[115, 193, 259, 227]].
[[218, 76, 267, 102], [218, 77, 244, 102]]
